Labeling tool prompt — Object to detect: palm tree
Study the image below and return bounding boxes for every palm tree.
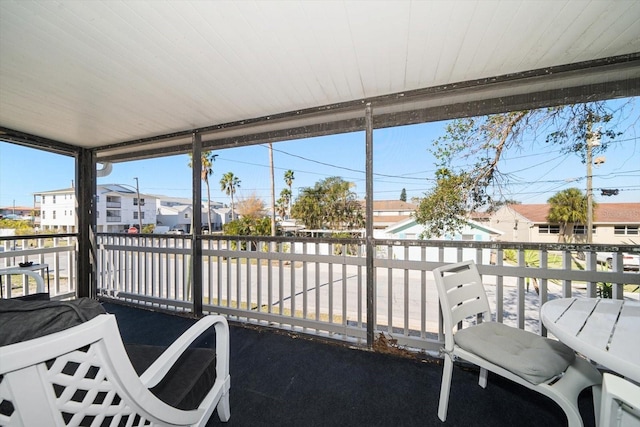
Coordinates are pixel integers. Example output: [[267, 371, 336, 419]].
[[279, 188, 291, 217], [275, 197, 287, 220], [220, 172, 241, 221], [284, 170, 294, 217], [547, 187, 592, 243], [188, 151, 218, 232]]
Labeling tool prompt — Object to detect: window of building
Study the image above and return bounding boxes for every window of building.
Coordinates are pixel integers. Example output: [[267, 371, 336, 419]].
[[615, 225, 639, 235], [52, 195, 56, 204], [539, 225, 560, 234], [134, 198, 145, 206], [42, 211, 45, 219], [53, 210, 56, 219], [133, 212, 145, 220], [573, 225, 596, 235]]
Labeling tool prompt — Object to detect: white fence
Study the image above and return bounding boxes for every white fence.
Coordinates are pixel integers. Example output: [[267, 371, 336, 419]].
[[95, 234, 640, 354], [0, 235, 77, 300]]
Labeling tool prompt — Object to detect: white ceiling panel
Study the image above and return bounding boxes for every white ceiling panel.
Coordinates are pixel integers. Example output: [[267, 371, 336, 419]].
[[0, 0, 639, 155]]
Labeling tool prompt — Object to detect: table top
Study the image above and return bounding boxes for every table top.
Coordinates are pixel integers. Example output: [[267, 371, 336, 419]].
[[541, 298, 640, 384], [0, 263, 48, 274]]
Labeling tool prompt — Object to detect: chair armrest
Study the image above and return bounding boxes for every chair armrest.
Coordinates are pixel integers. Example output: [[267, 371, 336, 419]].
[[139, 315, 229, 389]]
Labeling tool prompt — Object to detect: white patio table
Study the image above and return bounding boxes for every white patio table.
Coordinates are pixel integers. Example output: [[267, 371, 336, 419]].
[[0, 263, 49, 298], [541, 297, 640, 384]]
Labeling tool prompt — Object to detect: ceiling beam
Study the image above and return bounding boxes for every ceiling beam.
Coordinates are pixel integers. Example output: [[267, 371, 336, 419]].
[[0, 126, 80, 157]]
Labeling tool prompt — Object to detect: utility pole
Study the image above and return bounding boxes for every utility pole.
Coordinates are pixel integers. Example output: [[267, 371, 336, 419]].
[[269, 143, 276, 236], [134, 177, 142, 232], [586, 124, 599, 244]]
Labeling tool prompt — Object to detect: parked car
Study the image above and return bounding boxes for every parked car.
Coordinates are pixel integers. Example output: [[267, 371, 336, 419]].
[[167, 225, 187, 235], [596, 252, 640, 271]]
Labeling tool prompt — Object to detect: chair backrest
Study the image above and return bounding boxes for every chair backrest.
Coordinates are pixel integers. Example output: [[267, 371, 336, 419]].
[[432, 260, 492, 351], [600, 373, 640, 427], [0, 314, 202, 426]]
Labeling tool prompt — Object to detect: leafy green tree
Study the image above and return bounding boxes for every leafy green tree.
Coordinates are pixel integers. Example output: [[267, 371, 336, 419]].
[[0, 219, 34, 235], [414, 101, 624, 236], [291, 176, 364, 230], [223, 216, 275, 250], [400, 188, 407, 202], [291, 186, 325, 229], [220, 172, 241, 220], [142, 224, 155, 234], [547, 188, 592, 243], [188, 151, 218, 231], [413, 169, 471, 238], [223, 216, 272, 236]]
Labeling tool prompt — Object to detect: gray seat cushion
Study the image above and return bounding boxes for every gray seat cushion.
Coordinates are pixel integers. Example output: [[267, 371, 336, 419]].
[[454, 321, 575, 384]]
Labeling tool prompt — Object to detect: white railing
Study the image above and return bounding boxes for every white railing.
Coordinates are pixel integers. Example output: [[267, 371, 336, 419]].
[[0, 234, 77, 300], [96, 234, 640, 354]]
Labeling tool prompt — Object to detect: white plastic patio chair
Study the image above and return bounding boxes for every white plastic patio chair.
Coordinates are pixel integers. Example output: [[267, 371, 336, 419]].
[[433, 260, 601, 426], [0, 313, 230, 426], [600, 373, 640, 427]]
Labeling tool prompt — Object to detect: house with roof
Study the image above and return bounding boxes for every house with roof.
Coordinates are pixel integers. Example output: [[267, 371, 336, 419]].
[[362, 200, 417, 231], [156, 197, 231, 233], [488, 203, 640, 244], [156, 204, 194, 232], [382, 217, 503, 242], [0, 206, 38, 222], [381, 216, 503, 262]]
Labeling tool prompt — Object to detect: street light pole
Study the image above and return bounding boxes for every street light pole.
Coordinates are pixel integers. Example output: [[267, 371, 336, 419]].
[[134, 177, 142, 232]]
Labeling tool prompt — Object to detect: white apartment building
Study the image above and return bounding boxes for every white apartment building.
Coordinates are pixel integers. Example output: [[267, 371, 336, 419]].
[[36, 184, 158, 233], [36, 188, 76, 232]]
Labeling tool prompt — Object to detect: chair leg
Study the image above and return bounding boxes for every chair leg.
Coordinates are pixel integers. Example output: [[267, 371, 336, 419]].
[[217, 392, 231, 422], [438, 355, 454, 422], [479, 367, 488, 389], [591, 384, 602, 427], [546, 357, 602, 427]]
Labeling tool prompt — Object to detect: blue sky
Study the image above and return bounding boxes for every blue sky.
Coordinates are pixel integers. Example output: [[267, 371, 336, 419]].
[[1, 99, 639, 210]]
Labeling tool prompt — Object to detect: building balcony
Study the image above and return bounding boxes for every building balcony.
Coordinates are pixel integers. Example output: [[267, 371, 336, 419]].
[[93, 234, 639, 353], [2, 233, 638, 426]]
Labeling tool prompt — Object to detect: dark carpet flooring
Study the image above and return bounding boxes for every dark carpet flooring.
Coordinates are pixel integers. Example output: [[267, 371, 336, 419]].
[[102, 302, 596, 427]]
